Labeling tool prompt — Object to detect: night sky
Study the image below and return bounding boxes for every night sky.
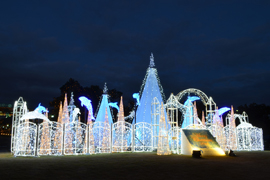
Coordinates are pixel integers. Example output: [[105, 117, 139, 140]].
[[1, 0, 270, 110]]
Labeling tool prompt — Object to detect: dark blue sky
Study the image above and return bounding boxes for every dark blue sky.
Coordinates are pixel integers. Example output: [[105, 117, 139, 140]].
[[1, 0, 270, 109]]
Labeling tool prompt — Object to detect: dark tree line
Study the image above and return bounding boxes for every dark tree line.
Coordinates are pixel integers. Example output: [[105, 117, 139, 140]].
[[49, 78, 134, 124]]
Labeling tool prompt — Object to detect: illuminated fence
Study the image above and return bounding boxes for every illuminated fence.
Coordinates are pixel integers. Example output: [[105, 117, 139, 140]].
[[37, 122, 63, 156], [112, 121, 133, 152], [12, 121, 264, 157], [92, 122, 111, 153], [14, 122, 37, 157], [168, 127, 181, 154], [64, 122, 87, 155], [134, 122, 153, 152], [237, 124, 264, 151]]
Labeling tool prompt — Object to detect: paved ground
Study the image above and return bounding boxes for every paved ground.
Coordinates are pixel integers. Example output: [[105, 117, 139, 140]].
[[0, 151, 269, 180]]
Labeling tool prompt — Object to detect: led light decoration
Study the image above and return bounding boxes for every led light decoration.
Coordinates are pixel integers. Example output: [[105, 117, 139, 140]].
[[88, 119, 95, 154], [112, 97, 132, 152], [95, 83, 113, 125], [62, 94, 69, 124], [135, 53, 167, 125], [225, 110, 264, 151], [229, 106, 237, 150], [35, 103, 48, 114], [202, 111, 205, 126], [101, 108, 111, 153], [64, 122, 87, 155], [79, 96, 95, 120], [168, 126, 181, 154], [157, 103, 171, 155], [11, 97, 27, 153], [108, 102, 119, 112], [132, 93, 140, 106], [51, 122, 63, 155], [134, 122, 153, 152], [181, 96, 200, 129], [38, 120, 51, 155], [151, 97, 160, 149]]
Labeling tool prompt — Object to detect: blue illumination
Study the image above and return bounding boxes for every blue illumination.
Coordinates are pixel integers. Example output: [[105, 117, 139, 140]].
[[218, 107, 230, 116], [132, 93, 140, 106], [95, 94, 113, 124], [182, 96, 200, 128], [108, 102, 119, 112], [79, 96, 95, 120], [34, 103, 48, 114]]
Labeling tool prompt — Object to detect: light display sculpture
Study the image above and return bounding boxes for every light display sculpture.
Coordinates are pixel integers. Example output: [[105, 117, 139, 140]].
[[229, 106, 237, 150], [95, 83, 113, 124], [11, 97, 27, 153], [38, 120, 51, 155], [88, 119, 95, 154], [181, 96, 200, 129], [134, 122, 153, 152], [202, 111, 205, 126], [112, 96, 132, 152], [157, 103, 171, 155], [101, 108, 111, 153], [135, 53, 167, 127]]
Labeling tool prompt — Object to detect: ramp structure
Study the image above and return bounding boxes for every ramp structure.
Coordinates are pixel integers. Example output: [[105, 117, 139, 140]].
[[181, 129, 225, 156]]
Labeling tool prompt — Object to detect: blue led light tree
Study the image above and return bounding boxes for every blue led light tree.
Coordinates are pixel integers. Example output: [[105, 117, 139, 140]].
[[135, 53, 167, 125], [94, 83, 113, 125]]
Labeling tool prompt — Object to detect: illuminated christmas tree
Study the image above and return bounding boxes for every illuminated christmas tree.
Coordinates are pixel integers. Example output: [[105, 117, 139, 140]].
[[62, 94, 69, 124], [102, 108, 111, 153], [62, 93, 73, 154], [157, 103, 171, 155], [95, 83, 113, 125], [193, 101, 198, 125], [229, 106, 237, 150], [53, 101, 63, 155], [58, 102, 63, 124], [135, 53, 167, 125], [202, 111, 205, 126]]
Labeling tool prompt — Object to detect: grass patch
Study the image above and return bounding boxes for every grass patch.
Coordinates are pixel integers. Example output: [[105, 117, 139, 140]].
[[0, 151, 269, 180]]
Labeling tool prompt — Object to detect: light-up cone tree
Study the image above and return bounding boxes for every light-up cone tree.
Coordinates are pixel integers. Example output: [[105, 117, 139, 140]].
[[63, 93, 73, 154], [102, 108, 111, 153], [135, 54, 167, 149], [53, 101, 63, 154], [85, 105, 95, 154], [229, 106, 237, 150], [157, 103, 171, 155], [193, 101, 198, 125], [202, 111, 205, 126], [95, 83, 113, 125], [113, 96, 128, 152]]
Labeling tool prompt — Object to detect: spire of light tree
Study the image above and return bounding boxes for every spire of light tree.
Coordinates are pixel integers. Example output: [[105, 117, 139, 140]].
[[103, 82, 108, 94], [57, 101, 63, 124], [149, 53, 155, 68], [135, 53, 167, 124], [157, 103, 171, 155], [229, 105, 237, 150], [193, 101, 198, 125], [62, 93, 69, 124], [202, 111, 205, 126], [117, 96, 124, 122]]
